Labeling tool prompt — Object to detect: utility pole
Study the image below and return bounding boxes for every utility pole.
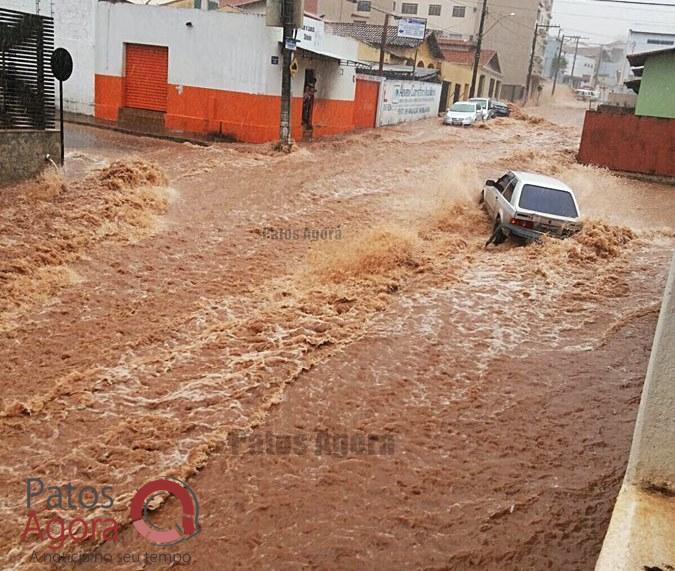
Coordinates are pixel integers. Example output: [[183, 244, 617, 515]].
[[570, 36, 581, 88], [525, 23, 558, 102], [551, 33, 565, 96], [379, 13, 390, 74], [470, 0, 488, 98], [278, 0, 295, 149]]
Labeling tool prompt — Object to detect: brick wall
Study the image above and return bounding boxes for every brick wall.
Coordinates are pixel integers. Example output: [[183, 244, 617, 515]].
[[578, 110, 675, 178]]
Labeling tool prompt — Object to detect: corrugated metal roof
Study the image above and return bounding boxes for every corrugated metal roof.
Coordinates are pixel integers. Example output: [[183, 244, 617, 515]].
[[626, 46, 675, 67]]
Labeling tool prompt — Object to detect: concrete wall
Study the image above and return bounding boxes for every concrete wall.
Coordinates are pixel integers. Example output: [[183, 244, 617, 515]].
[[2, 0, 97, 115], [596, 254, 675, 570], [578, 110, 675, 177], [0, 131, 60, 186], [94, 4, 358, 142], [376, 79, 442, 127], [635, 52, 675, 119]]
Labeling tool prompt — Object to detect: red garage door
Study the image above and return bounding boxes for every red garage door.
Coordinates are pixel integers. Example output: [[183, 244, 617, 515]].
[[124, 44, 168, 112], [353, 79, 379, 129]]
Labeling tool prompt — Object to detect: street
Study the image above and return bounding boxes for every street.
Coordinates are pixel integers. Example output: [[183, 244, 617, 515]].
[[1, 99, 674, 570]]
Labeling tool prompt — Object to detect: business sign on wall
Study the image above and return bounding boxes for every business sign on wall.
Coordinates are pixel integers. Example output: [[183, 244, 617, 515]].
[[377, 80, 441, 127], [397, 18, 427, 40]]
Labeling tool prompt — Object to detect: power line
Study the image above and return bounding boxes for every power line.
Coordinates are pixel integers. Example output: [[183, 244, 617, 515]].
[[589, 0, 675, 5]]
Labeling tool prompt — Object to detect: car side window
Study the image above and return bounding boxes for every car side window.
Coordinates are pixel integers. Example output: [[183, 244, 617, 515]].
[[496, 174, 513, 192], [502, 180, 516, 203]]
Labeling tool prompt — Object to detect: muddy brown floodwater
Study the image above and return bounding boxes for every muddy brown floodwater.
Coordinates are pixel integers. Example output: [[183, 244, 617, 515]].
[[1, 97, 674, 571]]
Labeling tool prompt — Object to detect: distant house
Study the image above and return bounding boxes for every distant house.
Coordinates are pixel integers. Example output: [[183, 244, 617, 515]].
[[621, 29, 675, 88], [625, 47, 675, 119], [438, 39, 502, 103], [578, 45, 674, 178], [327, 22, 445, 75]]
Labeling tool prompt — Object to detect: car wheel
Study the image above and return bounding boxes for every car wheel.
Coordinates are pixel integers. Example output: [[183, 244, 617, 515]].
[[479, 190, 484, 205]]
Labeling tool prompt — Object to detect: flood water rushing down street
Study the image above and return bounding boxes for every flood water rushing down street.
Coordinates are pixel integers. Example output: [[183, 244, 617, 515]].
[[1, 99, 673, 570]]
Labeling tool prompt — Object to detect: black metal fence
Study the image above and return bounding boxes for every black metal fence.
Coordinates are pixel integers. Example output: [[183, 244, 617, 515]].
[[0, 8, 55, 130]]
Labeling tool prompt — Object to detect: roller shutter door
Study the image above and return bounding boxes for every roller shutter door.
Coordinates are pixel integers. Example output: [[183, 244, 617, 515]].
[[124, 44, 168, 112]]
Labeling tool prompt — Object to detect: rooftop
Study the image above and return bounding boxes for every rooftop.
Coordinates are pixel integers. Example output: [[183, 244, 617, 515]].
[[328, 22, 435, 50], [510, 171, 574, 192], [626, 46, 675, 67]]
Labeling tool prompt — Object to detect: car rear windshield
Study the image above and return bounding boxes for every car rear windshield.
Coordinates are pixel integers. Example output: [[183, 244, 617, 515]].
[[450, 103, 475, 112], [518, 185, 578, 218], [470, 100, 486, 108]]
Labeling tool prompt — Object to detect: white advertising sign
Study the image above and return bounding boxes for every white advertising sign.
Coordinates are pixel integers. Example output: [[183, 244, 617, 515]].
[[397, 18, 427, 40], [377, 80, 441, 127]]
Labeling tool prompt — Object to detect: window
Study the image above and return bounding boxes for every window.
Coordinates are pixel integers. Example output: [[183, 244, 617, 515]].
[[452, 5, 466, 17], [401, 3, 418, 14], [502, 180, 516, 203], [519, 185, 578, 218], [646, 39, 674, 45], [357, 0, 371, 11], [495, 173, 514, 192], [429, 4, 441, 15]]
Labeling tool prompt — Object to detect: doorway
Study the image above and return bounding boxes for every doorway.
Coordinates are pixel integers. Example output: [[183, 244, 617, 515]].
[[302, 69, 316, 139], [439, 81, 450, 113], [453, 83, 461, 103]]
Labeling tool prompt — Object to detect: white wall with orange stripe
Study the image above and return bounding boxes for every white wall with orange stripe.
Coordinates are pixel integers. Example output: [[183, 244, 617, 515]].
[[94, 3, 360, 142]]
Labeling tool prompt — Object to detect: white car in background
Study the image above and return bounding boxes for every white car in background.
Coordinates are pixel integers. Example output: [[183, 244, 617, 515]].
[[443, 101, 479, 127], [575, 89, 599, 101], [481, 171, 583, 245], [469, 97, 493, 120]]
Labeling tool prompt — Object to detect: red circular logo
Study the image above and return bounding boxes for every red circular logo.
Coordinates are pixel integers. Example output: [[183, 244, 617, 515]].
[[130, 478, 200, 546]]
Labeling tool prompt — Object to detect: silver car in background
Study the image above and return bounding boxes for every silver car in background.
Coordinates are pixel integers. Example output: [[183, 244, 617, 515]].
[[443, 101, 479, 126], [481, 171, 583, 245]]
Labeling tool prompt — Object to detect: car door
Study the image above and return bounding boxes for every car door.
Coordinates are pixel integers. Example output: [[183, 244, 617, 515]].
[[496, 178, 517, 222], [486, 173, 514, 218]]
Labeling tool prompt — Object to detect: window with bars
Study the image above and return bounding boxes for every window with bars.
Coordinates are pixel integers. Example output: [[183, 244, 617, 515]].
[[428, 4, 441, 15], [401, 3, 418, 14], [357, 0, 372, 11], [452, 5, 466, 17]]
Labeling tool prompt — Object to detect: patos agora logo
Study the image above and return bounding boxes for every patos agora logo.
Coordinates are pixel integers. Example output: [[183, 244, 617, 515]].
[[21, 477, 200, 549], [130, 478, 201, 546]]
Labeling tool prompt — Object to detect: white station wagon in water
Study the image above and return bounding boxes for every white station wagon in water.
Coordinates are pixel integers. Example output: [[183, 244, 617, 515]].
[[443, 102, 479, 126], [481, 171, 582, 245]]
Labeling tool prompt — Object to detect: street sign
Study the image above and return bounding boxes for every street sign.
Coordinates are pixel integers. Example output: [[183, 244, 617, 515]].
[[284, 37, 298, 51], [397, 17, 427, 40], [50, 48, 73, 166], [50, 48, 73, 82]]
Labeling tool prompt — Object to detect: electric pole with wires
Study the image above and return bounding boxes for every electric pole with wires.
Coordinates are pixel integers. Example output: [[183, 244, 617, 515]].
[[278, 0, 297, 150], [469, 0, 488, 98], [525, 23, 559, 102]]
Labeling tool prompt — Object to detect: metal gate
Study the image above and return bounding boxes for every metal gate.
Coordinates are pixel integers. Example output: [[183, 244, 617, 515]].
[[0, 8, 55, 130], [124, 44, 168, 112]]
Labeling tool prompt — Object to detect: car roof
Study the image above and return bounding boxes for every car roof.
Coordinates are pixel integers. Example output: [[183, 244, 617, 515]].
[[453, 101, 477, 107], [509, 171, 574, 192]]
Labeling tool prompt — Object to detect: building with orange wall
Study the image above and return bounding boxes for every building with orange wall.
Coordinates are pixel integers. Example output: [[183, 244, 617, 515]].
[[94, 3, 361, 142]]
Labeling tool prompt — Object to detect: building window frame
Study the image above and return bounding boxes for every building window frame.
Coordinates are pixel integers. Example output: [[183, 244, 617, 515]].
[[401, 2, 418, 14], [428, 4, 441, 16], [356, 0, 372, 11], [452, 5, 466, 17]]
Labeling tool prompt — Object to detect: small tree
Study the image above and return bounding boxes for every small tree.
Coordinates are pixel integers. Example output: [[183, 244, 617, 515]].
[[554, 55, 568, 74]]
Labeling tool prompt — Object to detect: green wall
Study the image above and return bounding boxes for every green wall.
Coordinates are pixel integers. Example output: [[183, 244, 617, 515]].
[[635, 53, 675, 119]]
